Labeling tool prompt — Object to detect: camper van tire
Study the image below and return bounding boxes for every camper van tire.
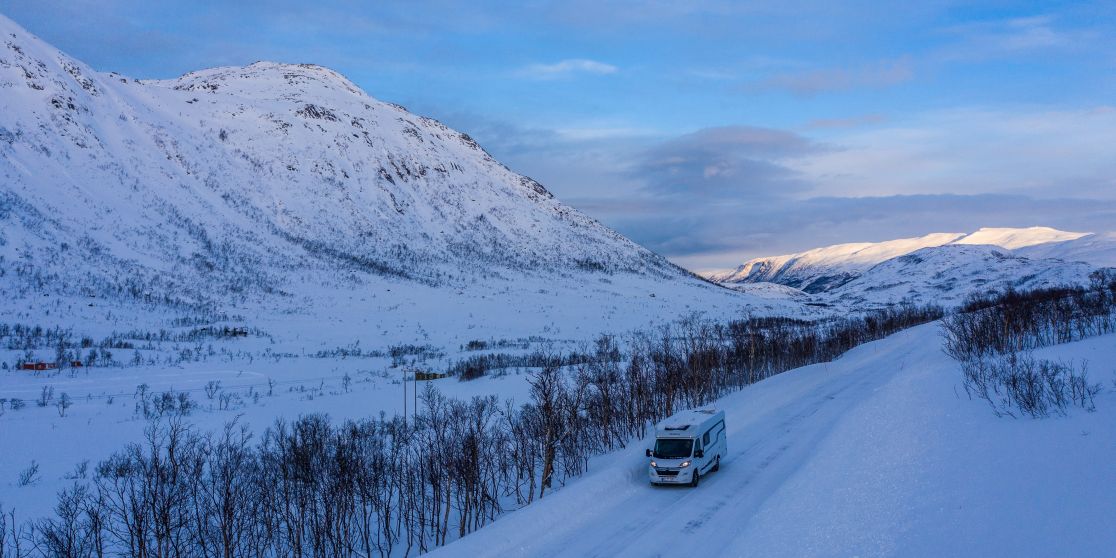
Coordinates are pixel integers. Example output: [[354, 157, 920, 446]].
[[712, 456, 720, 472], [690, 470, 700, 487]]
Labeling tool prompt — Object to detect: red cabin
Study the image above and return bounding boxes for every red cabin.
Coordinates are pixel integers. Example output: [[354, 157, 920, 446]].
[[19, 361, 59, 371]]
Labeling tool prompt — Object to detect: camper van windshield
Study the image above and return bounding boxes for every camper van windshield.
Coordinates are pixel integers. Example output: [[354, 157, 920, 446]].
[[653, 438, 693, 459]]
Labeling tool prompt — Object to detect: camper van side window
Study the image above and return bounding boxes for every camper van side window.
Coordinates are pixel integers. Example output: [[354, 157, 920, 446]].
[[703, 431, 710, 445]]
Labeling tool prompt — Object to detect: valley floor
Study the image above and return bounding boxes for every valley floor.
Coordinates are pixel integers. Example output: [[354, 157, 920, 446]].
[[0, 354, 534, 520], [428, 323, 1116, 557], [2, 321, 1113, 556]]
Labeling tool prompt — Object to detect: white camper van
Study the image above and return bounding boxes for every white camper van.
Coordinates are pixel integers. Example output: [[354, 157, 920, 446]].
[[646, 408, 726, 487]]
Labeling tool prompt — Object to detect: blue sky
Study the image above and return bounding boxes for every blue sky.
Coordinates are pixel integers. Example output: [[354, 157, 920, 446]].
[[4, 0, 1115, 269]]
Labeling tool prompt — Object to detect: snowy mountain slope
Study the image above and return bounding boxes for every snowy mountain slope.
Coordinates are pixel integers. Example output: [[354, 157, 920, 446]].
[[823, 243, 1100, 309], [707, 227, 1110, 306], [952, 226, 1088, 250], [718, 280, 812, 301], [706, 232, 965, 293], [1015, 232, 1116, 268], [428, 324, 1116, 557], [0, 14, 792, 346], [0, 15, 659, 284]]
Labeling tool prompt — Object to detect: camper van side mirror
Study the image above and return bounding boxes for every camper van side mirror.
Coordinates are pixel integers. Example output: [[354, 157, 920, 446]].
[[694, 449, 704, 458], [645, 449, 652, 457]]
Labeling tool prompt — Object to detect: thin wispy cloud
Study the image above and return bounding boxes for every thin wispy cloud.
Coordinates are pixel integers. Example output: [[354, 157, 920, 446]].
[[993, 16, 1068, 50], [804, 114, 886, 130], [748, 57, 913, 96], [936, 15, 1090, 61], [517, 59, 618, 80], [554, 126, 655, 141], [792, 106, 1116, 199], [634, 126, 821, 200]]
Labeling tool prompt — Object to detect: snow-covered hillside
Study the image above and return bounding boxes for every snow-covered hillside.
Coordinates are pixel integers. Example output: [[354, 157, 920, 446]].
[[0, 14, 794, 350], [707, 232, 967, 292], [951, 226, 1088, 249], [708, 227, 1111, 308], [1016, 232, 1116, 268], [428, 323, 1116, 557], [823, 243, 1102, 309]]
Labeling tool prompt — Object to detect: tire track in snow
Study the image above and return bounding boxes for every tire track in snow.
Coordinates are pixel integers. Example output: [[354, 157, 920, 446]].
[[430, 334, 919, 558], [574, 357, 903, 558]]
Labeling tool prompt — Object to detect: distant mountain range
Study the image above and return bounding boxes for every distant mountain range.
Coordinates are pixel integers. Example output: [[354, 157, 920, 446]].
[[708, 227, 1115, 309]]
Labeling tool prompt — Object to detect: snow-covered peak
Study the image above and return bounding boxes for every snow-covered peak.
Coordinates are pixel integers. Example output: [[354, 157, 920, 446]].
[[156, 61, 367, 102], [706, 226, 1109, 303], [0, 13, 104, 103], [953, 226, 1089, 250], [1014, 232, 1116, 268], [706, 232, 967, 292], [826, 243, 1098, 309], [0, 13, 62, 61], [801, 232, 967, 266]]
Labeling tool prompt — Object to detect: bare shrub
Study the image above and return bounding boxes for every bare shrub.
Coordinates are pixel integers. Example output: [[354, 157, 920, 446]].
[[56, 392, 72, 417], [17, 461, 40, 487], [204, 380, 221, 400], [946, 277, 1115, 417], [36, 386, 54, 408], [963, 355, 1101, 417]]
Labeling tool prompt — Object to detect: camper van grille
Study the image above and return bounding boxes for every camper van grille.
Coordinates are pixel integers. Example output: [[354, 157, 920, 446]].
[[655, 469, 679, 477]]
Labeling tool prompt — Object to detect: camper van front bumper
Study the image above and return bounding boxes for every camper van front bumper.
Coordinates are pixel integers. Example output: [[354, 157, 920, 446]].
[[651, 467, 692, 483]]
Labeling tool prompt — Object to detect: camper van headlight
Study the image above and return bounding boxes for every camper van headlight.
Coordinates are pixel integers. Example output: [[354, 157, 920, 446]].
[[679, 460, 691, 468], [649, 460, 657, 468]]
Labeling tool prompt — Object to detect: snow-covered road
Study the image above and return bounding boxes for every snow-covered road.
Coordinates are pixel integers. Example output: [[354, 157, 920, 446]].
[[544, 353, 897, 558], [430, 323, 1116, 557]]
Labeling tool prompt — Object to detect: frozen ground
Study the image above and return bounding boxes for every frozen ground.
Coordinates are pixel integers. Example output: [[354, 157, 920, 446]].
[[428, 323, 1116, 557], [3, 302, 1113, 555], [0, 271, 806, 522], [0, 351, 536, 519]]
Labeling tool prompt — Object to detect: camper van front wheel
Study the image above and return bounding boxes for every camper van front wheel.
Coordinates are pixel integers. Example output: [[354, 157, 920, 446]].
[[690, 470, 700, 487]]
